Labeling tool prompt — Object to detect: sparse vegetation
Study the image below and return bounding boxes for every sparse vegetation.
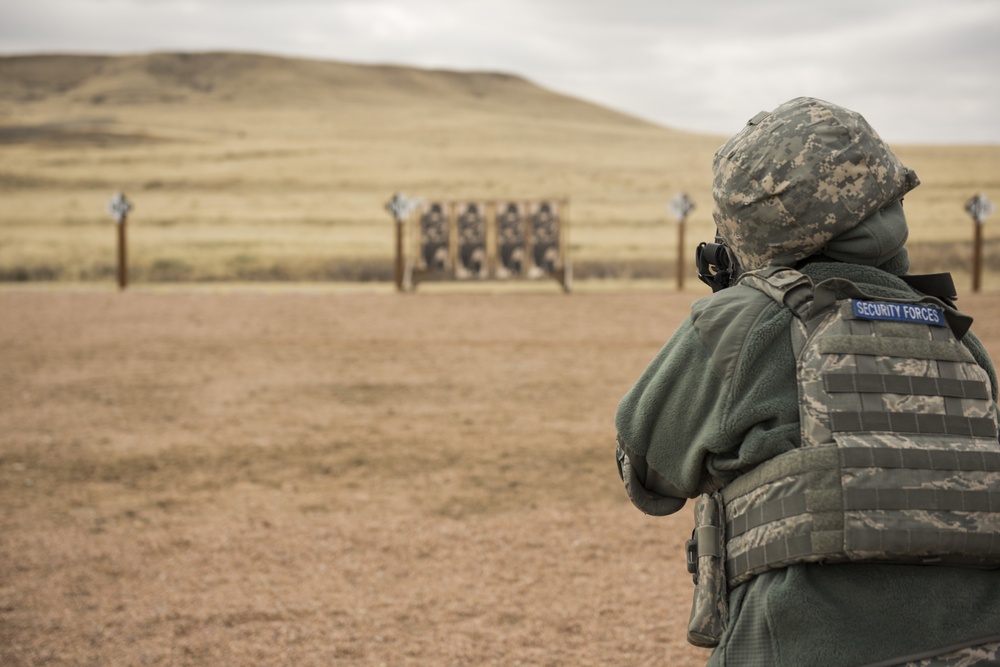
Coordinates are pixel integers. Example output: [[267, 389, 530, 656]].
[[1, 52, 998, 288], [3, 52, 1000, 667]]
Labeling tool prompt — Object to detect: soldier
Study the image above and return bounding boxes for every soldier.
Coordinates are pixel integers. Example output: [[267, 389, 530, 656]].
[[615, 97, 1000, 666]]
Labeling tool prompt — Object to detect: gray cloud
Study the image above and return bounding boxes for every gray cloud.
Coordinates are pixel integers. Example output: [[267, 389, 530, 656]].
[[1, 0, 998, 143]]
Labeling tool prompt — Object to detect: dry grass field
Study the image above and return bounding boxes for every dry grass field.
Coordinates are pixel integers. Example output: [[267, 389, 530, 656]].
[[3, 285, 1000, 666], [1, 284, 992, 667], [1, 52, 999, 287], [3, 52, 1000, 667]]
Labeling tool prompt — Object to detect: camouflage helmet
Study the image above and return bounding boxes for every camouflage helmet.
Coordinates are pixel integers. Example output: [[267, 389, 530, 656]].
[[712, 97, 919, 271]]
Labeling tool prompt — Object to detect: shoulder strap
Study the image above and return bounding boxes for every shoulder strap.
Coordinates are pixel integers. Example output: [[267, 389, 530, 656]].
[[808, 276, 973, 340], [901, 272, 957, 304], [737, 266, 814, 321]]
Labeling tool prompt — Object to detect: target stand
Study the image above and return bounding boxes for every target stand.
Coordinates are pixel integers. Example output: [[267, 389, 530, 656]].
[[395, 198, 571, 292]]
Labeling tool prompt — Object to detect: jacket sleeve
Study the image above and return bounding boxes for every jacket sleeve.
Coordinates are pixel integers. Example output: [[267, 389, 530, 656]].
[[614, 315, 730, 507], [614, 287, 803, 506]]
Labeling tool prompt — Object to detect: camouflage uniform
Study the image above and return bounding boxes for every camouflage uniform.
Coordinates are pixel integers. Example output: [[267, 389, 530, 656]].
[[712, 98, 919, 273], [895, 641, 1000, 667], [615, 98, 1000, 666]]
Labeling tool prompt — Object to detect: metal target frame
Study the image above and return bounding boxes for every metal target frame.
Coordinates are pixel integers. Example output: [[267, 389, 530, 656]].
[[399, 198, 571, 291]]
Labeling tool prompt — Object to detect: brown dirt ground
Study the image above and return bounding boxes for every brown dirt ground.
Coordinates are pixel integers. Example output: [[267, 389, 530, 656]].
[[2, 285, 1000, 667]]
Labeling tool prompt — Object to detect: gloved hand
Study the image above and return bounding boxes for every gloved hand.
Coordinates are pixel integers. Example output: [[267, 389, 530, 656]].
[[616, 437, 687, 516]]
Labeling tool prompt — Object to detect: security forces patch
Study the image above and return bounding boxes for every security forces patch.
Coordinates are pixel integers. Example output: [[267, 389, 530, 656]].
[[850, 299, 945, 326]]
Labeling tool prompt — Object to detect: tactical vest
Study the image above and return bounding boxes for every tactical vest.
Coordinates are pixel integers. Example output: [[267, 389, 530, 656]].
[[721, 267, 1000, 588]]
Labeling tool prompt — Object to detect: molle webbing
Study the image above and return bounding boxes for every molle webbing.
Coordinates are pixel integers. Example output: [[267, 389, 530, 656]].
[[722, 441, 1000, 587], [824, 373, 989, 400], [829, 411, 997, 439], [818, 335, 975, 362], [722, 268, 1000, 588]]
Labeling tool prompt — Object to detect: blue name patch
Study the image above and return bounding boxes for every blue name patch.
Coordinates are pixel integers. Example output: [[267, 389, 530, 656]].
[[851, 299, 945, 326]]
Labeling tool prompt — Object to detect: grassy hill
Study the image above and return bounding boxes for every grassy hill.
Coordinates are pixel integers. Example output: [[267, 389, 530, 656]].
[[0, 51, 998, 285]]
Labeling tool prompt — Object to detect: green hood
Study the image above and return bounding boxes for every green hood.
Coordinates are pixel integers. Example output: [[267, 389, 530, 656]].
[[822, 199, 909, 270]]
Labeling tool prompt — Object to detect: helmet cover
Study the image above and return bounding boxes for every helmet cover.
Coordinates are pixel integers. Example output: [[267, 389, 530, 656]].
[[712, 97, 919, 271]]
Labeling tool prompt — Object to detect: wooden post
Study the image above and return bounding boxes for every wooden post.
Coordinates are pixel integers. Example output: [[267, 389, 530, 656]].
[[394, 219, 404, 292], [386, 192, 419, 292], [669, 193, 695, 291], [973, 221, 983, 292], [561, 198, 572, 292], [966, 193, 994, 293], [449, 201, 458, 278], [106, 192, 133, 291], [118, 217, 128, 290], [676, 217, 686, 291]]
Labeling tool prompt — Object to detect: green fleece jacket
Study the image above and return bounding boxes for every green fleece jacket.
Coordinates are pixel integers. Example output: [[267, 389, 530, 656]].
[[615, 260, 1000, 667]]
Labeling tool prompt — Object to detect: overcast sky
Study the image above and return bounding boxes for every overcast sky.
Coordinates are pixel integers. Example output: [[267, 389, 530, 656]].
[[1, 0, 998, 144]]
